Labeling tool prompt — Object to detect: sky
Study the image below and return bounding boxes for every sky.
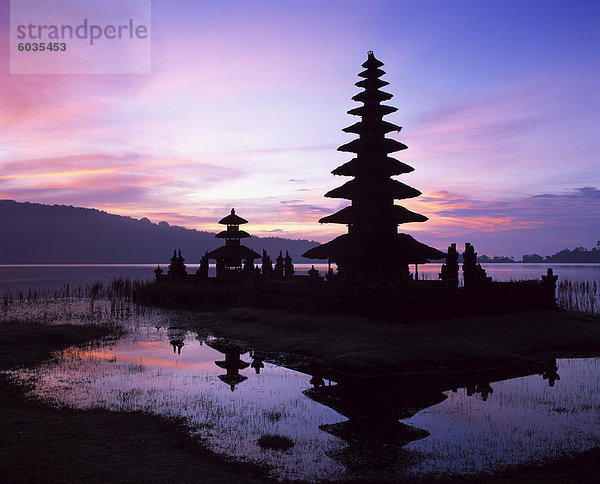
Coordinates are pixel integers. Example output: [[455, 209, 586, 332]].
[[1, 0, 599, 258]]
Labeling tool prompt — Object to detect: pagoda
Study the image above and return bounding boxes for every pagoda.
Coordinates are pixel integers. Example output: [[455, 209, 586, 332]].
[[303, 51, 444, 281], [206, 208, 260, 274]]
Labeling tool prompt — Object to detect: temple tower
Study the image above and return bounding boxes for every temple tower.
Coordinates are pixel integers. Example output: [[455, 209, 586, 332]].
[[207, 208, 260, 274], [303, 52, 443, 281]]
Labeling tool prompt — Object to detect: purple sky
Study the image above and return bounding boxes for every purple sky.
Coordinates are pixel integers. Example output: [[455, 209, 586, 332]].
[[1, 0, 599, 258]]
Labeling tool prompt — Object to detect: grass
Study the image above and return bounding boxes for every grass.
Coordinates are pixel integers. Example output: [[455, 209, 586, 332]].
[[0, 320, 270, 483], [257, 434, 294, 451]]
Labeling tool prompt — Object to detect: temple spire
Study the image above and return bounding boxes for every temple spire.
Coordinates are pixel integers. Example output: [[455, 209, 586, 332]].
[[303, 52, 444, 281]]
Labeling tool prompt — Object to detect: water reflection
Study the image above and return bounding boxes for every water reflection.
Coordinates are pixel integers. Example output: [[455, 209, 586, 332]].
[[207, 339, 251, 391], [7, 322, 345, 481], [2, 300, 600, 481]]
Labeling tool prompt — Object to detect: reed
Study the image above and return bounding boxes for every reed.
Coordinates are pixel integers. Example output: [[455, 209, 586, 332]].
[[557, 279, 599, 313]]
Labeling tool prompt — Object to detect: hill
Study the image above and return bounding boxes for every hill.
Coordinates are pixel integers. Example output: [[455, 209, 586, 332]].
[[0, 200, 319, 264]]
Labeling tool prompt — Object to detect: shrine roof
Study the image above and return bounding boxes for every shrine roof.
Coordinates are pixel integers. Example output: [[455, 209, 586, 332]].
[[302, 233, 445, 263], [215, 230, 251, 239], [325, 178, 421, 200], [318, 205, 428, 225], [206, 245, 260, 260], [332, 156, 414, 177], [218, 208, 248, 225]]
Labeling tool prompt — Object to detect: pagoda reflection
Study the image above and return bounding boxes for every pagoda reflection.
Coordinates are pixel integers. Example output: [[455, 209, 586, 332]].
[[206, 339, 251, 391]]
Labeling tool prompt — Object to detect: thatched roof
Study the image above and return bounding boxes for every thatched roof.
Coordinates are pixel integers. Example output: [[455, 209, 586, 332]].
[[215, 230, 251, 239], [302, 233, 444, 263], [218, 208, 248, 225], [332, 156, 414, 177], [342, 120, 401, 136], [338, 137, 407, 155], [355, 77, 388, 89], [206, 245, 260, 260], [215, 359, 250, 371], [325, 178, 421, 201], [358, 67, 385, 79], [351, 89, 393, 103], [347, 104, 397, 117], [318, 205, 428, 225]]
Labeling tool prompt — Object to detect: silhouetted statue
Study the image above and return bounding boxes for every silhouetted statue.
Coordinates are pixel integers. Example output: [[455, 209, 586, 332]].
[[274, 251, 284, 279], [196, 252, 209, 280], [154, 265, 163, 283], [439, 243, 459, 287], [284, 251, 294, 279], [463, 243, 490, 288], [541, 268, 559, 308], [243, 257, 253, 273], [261, 249, 273, 277]]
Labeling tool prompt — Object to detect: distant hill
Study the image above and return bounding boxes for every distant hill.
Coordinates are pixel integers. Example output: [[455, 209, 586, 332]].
[[0, 200, 320, 264]]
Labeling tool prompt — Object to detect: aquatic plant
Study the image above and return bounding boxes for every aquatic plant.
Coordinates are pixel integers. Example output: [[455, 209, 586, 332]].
[[257, 434, 294, 451], [558, 279, 599, 314]]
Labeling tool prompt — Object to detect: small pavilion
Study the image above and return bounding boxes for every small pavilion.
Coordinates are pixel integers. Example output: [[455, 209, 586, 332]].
[[206, 208, 260, 276]]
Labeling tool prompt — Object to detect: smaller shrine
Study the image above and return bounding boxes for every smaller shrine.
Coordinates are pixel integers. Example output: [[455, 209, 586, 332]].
[[206, 208, 261, 278]]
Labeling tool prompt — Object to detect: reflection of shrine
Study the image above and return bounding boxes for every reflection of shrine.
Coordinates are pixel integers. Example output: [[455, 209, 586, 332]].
[[250, 350, 265, 374], [206, 339, 251, 391], [305, 380, 444, 473], [167, 327, 187, 355], [541, 359, 560, 386], [304, 358, 563, 476]]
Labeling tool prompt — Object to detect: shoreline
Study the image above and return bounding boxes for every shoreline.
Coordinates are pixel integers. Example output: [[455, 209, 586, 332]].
[[199, 307, 600, 381]]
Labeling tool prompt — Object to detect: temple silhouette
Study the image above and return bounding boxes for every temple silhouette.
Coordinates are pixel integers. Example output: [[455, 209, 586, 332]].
[[206, 208, 260, 278], [143, 52, 560, 319], [303, 51, 444, 281]]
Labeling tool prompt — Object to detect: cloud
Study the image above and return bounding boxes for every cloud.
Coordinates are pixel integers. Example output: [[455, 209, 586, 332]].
[[402, 187, 600, 257]]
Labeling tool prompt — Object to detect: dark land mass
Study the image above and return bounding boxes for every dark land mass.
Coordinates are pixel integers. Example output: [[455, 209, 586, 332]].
[[523, 246, 600, 263], [202, 308, 600, 380], [0, 199, 319, 264], [452, 246, 600, 264]]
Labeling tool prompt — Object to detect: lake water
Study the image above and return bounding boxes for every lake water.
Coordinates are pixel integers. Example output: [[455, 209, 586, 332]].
[[2, 263, 598, 313], [2, 299, 600, 481], [1, 263, 599, 293]]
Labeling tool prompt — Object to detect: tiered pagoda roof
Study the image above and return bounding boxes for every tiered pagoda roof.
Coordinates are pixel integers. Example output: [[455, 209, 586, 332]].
[[207, 208, 260, 267], [303, 52, 444, 280]]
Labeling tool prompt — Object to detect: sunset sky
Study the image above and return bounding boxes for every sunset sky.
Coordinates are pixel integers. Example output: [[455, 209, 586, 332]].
[[1, 0, 599, 258]]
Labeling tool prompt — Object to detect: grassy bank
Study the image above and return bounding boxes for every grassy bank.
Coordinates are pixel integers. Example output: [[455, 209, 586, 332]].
[[202, 308, 600, 379], [0, 320, 269, 483]]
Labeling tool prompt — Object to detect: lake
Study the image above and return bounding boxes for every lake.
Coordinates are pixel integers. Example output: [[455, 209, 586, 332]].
[[2, 263, 598, 313], [1, 262, 599, 293], [2, 298, 599, 482]]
